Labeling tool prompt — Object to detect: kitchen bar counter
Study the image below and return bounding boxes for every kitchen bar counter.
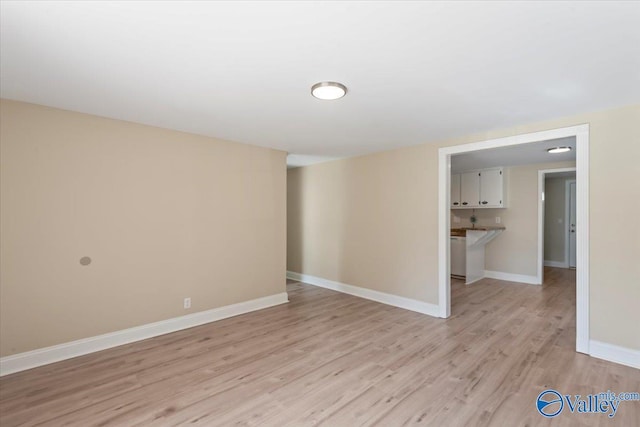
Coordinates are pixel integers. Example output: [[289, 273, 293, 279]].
[[450, 226, 506, 284], [451, 226, 506, 237]]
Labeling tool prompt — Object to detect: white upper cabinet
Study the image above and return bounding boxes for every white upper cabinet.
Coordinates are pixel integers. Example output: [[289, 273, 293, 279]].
[[451, 173, 461, 208], [452, 167, 505, 209], [479, 168, 504, 207], [460, 172, 480, 208]]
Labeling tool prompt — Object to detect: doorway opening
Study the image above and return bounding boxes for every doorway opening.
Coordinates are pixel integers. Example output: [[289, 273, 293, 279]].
[[540, 169, 577, 270], [438, 124, 590, 354]]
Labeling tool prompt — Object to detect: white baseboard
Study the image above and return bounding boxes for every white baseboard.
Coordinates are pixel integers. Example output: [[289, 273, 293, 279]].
[[287, 271, 440, 318], [0, 292, 289, 377], [544, 260, 568, 268], [590, 340, 640, 369], [484, 270, 540, 285], [465, 276, 484, 285]]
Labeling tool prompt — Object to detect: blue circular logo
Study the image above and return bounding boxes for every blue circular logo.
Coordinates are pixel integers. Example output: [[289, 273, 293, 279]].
[[537, 389, 564, 417]]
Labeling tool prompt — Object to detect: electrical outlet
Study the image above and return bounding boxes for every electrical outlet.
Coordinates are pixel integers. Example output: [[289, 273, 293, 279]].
[[495, 216, 501, 224], [184, 297, 191, 309], [453, 216, 460, 223]]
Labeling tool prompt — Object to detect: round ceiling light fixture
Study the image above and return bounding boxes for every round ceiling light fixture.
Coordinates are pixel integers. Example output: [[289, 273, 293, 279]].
[[547, 146, 572, 154], [311, 81, 347, 100]]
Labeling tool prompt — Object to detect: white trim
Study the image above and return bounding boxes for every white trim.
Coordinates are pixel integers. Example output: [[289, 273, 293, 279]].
[[0, 292, 289, 377], [465, 276, 484, 285], [287, 271, 440, 318], [590, 340, 640, 369], [438, 124, 590, 355], [484, 270, 540, 285], [438, 145, 451, 318], [575, 127, 590, 354], [544, 260, 568, 268], [537, 167, 576, 284]]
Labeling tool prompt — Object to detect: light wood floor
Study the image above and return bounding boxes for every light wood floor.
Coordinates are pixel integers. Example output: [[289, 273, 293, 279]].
[[1, 268, 638, 426]]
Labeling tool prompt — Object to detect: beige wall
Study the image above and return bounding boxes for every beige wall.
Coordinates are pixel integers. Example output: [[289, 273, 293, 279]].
[[452, 161, 575, 277], [287, 145, 435, 302], [0, 99, 287, 357], [287, 104, 640, 350], [544, 175, 576, 263]]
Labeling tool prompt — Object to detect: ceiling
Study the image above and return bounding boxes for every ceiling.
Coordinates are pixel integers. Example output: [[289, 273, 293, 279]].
[[2, 2, 639, 167], [545, 171, 576, 179], [451, 137, 576, 173]]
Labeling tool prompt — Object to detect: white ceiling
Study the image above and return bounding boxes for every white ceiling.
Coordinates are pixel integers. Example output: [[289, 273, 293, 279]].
[[451, 137, 576, 173], [546, 171, 576, 179], [2, 2, 639, 166], [286, 154, 341, 169]]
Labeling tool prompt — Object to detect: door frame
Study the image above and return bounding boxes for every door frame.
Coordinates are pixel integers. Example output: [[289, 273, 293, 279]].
[[566, 179, 577, 268], [538, 168, 576, 274], [438, 124, 590, 354]]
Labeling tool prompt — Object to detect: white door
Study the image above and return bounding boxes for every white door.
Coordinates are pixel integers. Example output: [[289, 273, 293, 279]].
[[568, 181, 577, 268]]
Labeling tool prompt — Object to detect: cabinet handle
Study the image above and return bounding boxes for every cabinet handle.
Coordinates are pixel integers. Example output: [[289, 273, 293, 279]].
[[462, 202, 468, 205], [481, 201, 488, 205], [453, 202, 459, 205]]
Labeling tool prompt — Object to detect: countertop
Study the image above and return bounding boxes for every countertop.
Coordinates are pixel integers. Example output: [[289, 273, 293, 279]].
[[451, 226, 506, 237]]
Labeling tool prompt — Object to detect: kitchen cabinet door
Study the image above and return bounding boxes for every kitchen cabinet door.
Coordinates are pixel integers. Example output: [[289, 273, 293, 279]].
[[460, 172, 480, 208], [451, 174, 461, 208], [479, 168, 503, 207]]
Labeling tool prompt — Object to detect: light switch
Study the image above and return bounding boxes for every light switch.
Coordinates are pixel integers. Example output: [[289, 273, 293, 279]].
[[495, 216, 501, 224], [453, 216, 460, 223]]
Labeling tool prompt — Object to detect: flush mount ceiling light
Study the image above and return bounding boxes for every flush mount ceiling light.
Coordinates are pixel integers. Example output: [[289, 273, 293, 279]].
[[311, 81, 347, 100], [547, 146, 572, 154]]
